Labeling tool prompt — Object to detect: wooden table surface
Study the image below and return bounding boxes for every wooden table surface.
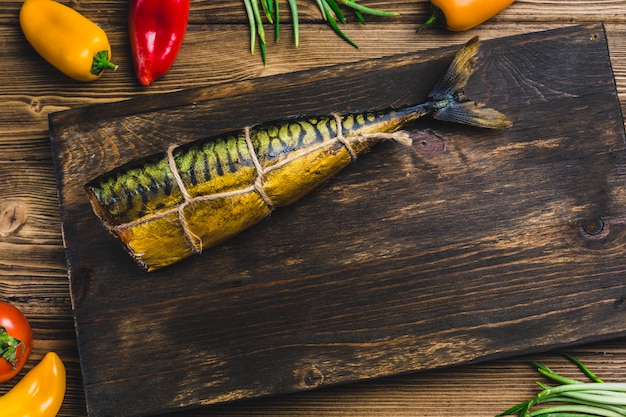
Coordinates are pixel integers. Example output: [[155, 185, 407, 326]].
[[1, 1, 626, 416]]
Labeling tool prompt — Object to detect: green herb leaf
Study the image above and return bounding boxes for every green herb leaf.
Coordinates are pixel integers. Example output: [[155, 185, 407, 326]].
[[497, 355, 626, 417], [559, 352, 605, 383], [243, 0, 397, 62], [287, 0, 299, 47]]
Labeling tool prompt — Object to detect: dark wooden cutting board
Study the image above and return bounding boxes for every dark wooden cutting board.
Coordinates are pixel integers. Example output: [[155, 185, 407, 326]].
[[49, 24, 626, 417]]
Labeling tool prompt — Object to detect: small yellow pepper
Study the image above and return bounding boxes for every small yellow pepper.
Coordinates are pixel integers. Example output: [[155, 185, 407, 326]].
[[420, 0, 516, 32], [19, 0, 117, 82], [0, 352, 66, 417]]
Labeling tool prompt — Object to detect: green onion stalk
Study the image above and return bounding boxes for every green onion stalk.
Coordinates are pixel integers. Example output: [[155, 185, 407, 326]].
[[242, 0, 399, 64], [498, 353, 626, 417]]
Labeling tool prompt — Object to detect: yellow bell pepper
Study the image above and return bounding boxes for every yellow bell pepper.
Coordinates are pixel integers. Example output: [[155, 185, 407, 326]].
[[19, 0, 117, 82], [0, 352, 66, 417]]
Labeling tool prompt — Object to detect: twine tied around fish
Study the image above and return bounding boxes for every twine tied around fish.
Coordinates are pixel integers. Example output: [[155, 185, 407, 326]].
[[109, 120, 414, 258]]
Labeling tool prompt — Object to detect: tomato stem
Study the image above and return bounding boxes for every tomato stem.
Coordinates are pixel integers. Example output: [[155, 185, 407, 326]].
[[0, 326, 23, 369]]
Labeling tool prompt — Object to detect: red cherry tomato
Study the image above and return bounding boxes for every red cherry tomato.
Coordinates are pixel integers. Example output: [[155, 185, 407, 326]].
[[0, 302, 32, 383]]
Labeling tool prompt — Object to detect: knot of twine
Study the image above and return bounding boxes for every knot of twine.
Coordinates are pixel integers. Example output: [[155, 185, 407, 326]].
[[166, 144, 203, 254]]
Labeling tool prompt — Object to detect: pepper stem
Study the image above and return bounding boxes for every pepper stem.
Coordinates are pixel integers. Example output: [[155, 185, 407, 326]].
[[417, 7, 445, 33], [91, 50, 118, 76], [0, 326, 23, 369]]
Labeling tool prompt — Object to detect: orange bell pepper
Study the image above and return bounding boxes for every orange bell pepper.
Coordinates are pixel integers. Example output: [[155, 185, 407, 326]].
[[420, 0, 515, 32]]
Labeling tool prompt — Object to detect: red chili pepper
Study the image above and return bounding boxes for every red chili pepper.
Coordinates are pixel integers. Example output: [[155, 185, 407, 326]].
[[129, 0, 190, 86]]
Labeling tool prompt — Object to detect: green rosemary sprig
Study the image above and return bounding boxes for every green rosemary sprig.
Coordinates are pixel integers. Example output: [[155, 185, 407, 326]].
[[498, 353, 626, 417], [243, 0, 399, 64]]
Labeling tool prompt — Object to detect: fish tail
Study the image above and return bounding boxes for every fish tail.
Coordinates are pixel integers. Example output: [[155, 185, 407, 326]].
[[426, 36, 512, 129]]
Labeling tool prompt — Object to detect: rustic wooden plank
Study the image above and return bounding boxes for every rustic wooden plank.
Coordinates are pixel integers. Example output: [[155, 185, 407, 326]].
[[177, 343, 626, 417], [4, 0, 626, 26], [1, 0, 626, 416], [5, 13, 626, 98], [2, 20, 624, 417], [5, 0, 626, 95], [47, 24, 626, 417]]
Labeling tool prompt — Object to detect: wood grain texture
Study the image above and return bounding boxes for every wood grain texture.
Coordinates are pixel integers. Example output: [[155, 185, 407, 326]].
[[47, 25, 626, 417], [1, 0, 626, 416]]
